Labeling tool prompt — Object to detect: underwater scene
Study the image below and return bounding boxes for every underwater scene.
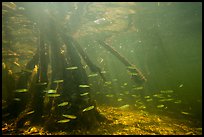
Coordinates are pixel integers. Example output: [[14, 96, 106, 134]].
[[2, 2, 202, 135]]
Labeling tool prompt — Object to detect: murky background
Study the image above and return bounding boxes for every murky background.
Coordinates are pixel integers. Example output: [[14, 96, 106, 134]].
[[2, 2, 202, 135]]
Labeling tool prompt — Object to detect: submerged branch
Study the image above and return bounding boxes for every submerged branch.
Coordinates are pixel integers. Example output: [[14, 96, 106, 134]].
[[98, 40, 147, 84]]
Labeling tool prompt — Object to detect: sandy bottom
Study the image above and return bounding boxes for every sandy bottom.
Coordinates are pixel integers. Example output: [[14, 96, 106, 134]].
[[2, 105, 202, 135]]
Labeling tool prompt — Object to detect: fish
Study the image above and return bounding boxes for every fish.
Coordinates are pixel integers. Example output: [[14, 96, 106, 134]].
[[179, 84, 183, 88], [123, 83, 128, 86], [99, 58, 104, 63], [57, 119, 70, 123], [36, 82, 47, 86], [14, 89, 28, 93], [2, 10, 8, 14], [131, 95, 137, 97], [117, 98, 123, 101], [27, 111, 34, 115], [2, 62, 6, 69], [100, 59, 104, 63], [83, 65, 88, 69], [138, 105, 146, 109], [134, 93, 141, 97], [88, 73, 98, 77], [18, 7, 25, 10], [62, 114, 77, 119], [144, 96, 150, 99], [181, 111, 190, 115], [159, 98, 174, 102], [106, 94, 114, 97], [146, 99, 153, 102], [101, 71, 106, 74], [105, 81, 112, 85], [58, 102, 69, 107], [44, 89, 57, 94], [153, 94, 165, 98], [167, 95, 171, 97], [80, 93, 89, 96], [136, 101, 143, 105], [135, 86, 143, 90], [174, 100, 182, 104], [131, 73, 138, 76], [13, 98, 21, 101], [13, 61, 20, 67], [160, 90, 174, 94], [82, 106, 95, 112], [66, 66, 78, 70], [79, 85, 90, 88], [157, 104, 165, 108], [127, 66, 136, 70], [119, 104, 130, 110], [47, 94, 60, 97], [53, 80, 64, 83], [94, 18, 106, 24], [113, 79, 118, 81]]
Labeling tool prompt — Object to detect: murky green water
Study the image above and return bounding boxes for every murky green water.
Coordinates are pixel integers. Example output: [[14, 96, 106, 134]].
[[2, 2, 202, 135]]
